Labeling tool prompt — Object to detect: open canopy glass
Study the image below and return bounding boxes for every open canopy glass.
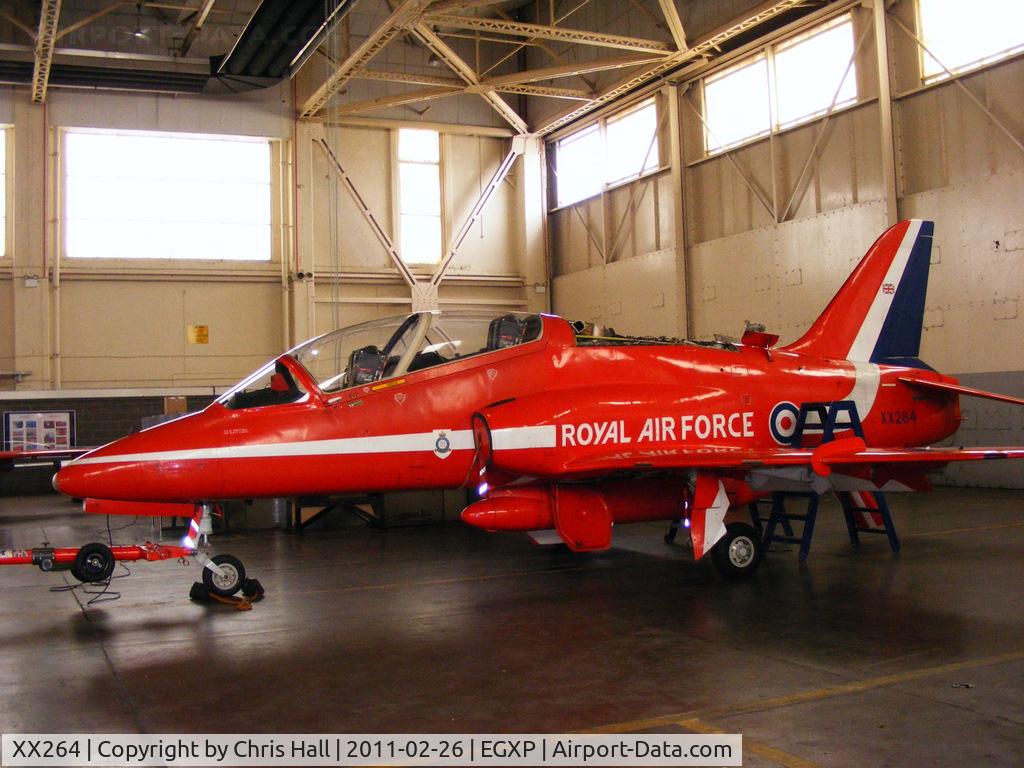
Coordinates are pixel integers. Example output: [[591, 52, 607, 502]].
[[218, 310, 543, 410]]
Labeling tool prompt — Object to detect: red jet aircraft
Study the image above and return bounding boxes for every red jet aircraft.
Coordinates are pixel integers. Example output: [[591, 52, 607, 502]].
[[51, 219, 1024, 585]]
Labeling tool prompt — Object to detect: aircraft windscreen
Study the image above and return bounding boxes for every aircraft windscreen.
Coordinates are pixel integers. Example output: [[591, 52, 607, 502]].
[[218, 311, 543, 407], [291, 311, 542, 394], [220, 359, 307, 410]]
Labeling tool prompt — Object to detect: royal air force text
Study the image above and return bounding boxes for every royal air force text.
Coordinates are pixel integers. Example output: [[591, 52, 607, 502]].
[[560, 413, 755, 447]]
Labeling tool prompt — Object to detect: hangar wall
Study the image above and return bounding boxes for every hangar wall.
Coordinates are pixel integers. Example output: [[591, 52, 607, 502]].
[[548, 2, 1024, 486], [0, 76, 545, 395], [0, 83, 293, 391], [294, 122, 534, 340]]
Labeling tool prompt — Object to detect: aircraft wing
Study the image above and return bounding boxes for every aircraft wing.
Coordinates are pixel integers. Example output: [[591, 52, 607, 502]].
[[0, 447, 92, 471], [558, 441, 1024, 477], [550, 442, 1024, 561]]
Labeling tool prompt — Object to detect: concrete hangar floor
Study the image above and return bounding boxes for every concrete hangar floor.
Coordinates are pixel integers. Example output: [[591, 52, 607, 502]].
[[0, 488, 1022, 767]]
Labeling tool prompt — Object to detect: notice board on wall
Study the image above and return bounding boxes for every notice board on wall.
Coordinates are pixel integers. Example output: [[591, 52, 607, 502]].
[[3, 411, 76, 451]]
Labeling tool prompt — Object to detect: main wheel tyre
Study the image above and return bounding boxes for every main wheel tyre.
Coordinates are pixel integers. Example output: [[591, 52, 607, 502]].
[[71, 542, 116, 583], [202, 554, 246, 597], [711, 523, 763, 579]]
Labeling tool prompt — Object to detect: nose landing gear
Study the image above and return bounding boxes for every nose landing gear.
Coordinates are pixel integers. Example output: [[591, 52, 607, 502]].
[[203, 553, 246, 596]]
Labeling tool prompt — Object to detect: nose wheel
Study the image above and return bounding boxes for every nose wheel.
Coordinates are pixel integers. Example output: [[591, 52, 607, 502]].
[[201, 553, 246, 597]]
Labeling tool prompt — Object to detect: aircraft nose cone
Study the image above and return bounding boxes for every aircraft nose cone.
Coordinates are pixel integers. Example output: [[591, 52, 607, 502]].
[[50, 412, 225, 502], [53, 460, 93, 499]]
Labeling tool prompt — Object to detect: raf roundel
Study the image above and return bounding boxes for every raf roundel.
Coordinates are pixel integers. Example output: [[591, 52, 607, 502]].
[[769, 401, 800, 445]]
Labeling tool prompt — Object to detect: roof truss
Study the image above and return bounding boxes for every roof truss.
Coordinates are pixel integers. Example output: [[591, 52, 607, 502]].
[[299, 0, 819, 134]]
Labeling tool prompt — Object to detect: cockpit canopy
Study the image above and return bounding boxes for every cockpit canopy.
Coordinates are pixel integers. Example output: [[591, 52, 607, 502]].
[[219, 311, 543, 410]]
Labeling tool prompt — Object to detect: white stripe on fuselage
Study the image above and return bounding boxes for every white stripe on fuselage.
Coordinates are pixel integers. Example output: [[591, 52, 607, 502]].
[[846, 220, 923, 362], [491, 425, 557, 450], [847, 360, 882, 422], [70, 425, 559, 466], [73, 430, 476, 465]]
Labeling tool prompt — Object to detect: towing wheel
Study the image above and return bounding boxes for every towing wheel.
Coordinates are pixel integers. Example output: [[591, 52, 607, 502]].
[[202, 554, 246, 597], [712, 523, 763, 579], [72, 543, 116, 583]]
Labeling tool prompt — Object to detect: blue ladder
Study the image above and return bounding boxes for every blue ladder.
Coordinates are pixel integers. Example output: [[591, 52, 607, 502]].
[[836, 490, 901, 553], [759, 491, 821, 563], [757, 400, 900, 561]]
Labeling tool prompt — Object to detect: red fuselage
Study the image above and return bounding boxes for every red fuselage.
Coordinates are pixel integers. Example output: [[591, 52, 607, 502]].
[[54, 315, 960, 505]]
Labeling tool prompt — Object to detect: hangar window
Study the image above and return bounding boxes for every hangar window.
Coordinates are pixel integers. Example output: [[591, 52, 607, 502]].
[[606, 99, 659, 185], [63, 130, 272, 261], [703, 57, 771, 153], [918, 0, 1024, 82], [555, 97, 660, 207], [702, 14, 858, 154], [397, 128, 443, 265], [555, 124, 603, 206], [774, 14, 857, 128]]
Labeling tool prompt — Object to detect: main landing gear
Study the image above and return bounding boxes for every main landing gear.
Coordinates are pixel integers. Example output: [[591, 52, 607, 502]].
[[711, 523, 763, 579]]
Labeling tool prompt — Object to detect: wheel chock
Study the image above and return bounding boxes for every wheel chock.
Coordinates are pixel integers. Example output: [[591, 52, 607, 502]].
[[188, 578, 265, 610], [241, 578, 264, 599]]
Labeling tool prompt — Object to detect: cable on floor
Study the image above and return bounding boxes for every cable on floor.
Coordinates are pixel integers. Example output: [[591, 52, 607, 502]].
[[47, 515, 140, 604]]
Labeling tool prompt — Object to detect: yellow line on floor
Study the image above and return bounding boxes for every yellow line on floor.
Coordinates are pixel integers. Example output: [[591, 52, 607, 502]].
[[902, 521, 1024, 539], [680, 719, 821, 768], [586, 650, 1024, 734]]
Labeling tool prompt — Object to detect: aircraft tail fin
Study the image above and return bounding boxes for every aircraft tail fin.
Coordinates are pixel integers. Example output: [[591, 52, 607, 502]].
[[783, 220, 934, 364]]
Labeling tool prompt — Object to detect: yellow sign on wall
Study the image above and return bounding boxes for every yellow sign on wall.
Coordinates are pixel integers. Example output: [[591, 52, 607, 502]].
[[187, 325, 209, 344]]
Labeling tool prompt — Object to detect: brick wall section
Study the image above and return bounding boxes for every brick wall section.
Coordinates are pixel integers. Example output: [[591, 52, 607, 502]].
[[1, 396, 215, 448]]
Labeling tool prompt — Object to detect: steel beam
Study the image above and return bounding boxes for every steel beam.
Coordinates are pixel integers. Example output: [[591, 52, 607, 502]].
[[315, 136, 418, 288], [409, 24, 528, 133], [478, 3, 599, 90], [31, 0, 62, 104], [336, 73, 597, 117], [493, 84, 591, 100], [300, 0, 433, 119], [0, 9, 39, 41], [326, 115, 516, 137], [483, 54, 666, 87], [426, 0, 509, 12], [435, 30, 546, 47], [431, 140, 525, 285], [537, 0, 805, 135], [55, 1, 125, 40], [656, 0, 687, 50], [873, 0, 898, 225], [179, 0, 216, 56], [426, 13, 673, 54], [321, 86, 463, 118], [355, 69, 464, 87], [666, 84, 689, 336], [363, 0, 528, 133]]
